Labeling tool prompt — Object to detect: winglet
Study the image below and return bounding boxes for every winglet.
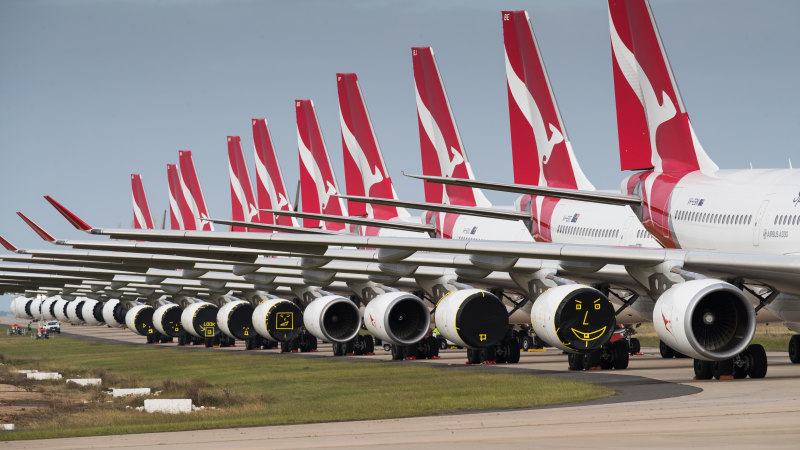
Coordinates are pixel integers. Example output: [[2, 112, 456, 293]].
[[0, 235, 18, 251], [43, 196, 92, 231], [16, 212, 56, 242]]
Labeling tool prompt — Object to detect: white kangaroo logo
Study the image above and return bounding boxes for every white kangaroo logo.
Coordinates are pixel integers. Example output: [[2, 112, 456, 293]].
[[340, 111, 385, 198]]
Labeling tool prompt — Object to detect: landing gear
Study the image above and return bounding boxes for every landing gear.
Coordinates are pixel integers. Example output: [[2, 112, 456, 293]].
[[693, 344, 768, 380], [659, 340, 687, 358], [387, 336, 440, 360], [789, 335, 800, 363], [569, 340, 629, 371], [280, 331, 317, 353], [629, 338, 641, 355]]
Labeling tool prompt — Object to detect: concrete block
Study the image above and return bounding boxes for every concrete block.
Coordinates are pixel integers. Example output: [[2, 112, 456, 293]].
[[109, 388, 151, 397], [144, 399, 192, 414], [15, 369, 38, 374], [66, 378, 102, 386], [0, 424, 14, 431], [27, 372, 61, 380]]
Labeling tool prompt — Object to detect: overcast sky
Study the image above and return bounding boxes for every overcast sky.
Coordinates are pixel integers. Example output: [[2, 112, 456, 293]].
[[2, 0, 799, 310]]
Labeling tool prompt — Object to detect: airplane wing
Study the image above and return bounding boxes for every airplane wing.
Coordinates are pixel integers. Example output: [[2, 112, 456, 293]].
[[334, 194, 530, 222], [402, 173, 641, 207]]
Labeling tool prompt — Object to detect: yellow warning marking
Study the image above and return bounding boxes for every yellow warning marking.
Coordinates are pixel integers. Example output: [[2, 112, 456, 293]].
[[204, 326, 215, 337], [570, 326, 607, 343], [276, 312, 293, 330]]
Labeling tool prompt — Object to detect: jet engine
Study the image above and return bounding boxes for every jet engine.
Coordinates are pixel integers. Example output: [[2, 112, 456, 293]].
[[217, 300, 255, 340], [66, 298, 87, 324], [101, 299, 127, 328], [364, 292, 430, 345], [252, 298, 303, 342], [531, 285, 616, 353], [54, 298, 70, 322], [434, 289, 508, 348], [29, 297, 43, 321], [41, 297, 58, 321], [125, 304, 156, 337], [153, 303, 184, 337], [80, 299, 105, 326], [180, 302, 220, 339], [303, 295, 361, 343], [653, 279, 755, 360]]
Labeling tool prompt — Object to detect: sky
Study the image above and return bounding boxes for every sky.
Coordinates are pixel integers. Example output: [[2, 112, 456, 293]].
[[1, 0, 799, 310]]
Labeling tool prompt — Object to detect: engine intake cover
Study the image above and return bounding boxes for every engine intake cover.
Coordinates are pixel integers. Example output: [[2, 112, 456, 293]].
[[181, 302, 220, 339], [531, 285, 616, 353], [217, 300, 255, 340], [252, 298, 303, 342], [653, 279, 755, 360], [125, 304, 156, 337], [153, 303, 184, 337], [81, 299, 104, 326], [364, 292, 430, 345], [434, 289, 508, 348]]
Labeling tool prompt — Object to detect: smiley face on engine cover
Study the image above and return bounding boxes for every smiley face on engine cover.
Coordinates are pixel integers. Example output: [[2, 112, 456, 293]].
[[554, 287, 616, 351]]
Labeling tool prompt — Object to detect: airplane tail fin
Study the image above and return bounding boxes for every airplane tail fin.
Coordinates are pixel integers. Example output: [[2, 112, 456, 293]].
[[166, 164, 187, 230], [296, 99, 347, 230], [411, 47, 491, 207], [227, 136, 263, 232], [178, 150, 215, 230], [337, 73, 410, 222], [608, 0, 717, 174], [130, 174, 155, 229], [252, 119, 298, 228], [502, 11, 594, 190]]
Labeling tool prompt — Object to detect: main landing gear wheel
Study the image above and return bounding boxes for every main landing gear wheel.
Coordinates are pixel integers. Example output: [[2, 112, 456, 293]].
[[694, 359, 714, 380], [466, 348, 482, 365], [745, 344, 768, 379], [629, 338, 641, 355], [567, 353, 585, 371], [390, 344, 405, 361], [659, 340, 675, 358], [788, 335, 800, 364], [613, 341, 630, 370], [521, 336, 533, 351]]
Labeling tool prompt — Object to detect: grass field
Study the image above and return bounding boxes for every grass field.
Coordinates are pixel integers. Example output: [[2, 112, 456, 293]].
[[633, 323, 796, 351], [0, 333, 611, 441]]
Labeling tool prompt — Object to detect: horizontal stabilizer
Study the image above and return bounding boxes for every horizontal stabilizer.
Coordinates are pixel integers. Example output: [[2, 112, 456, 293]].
[[334, 194, 530, 222], [261, 209, 435, 235], [402, 173, 640, 207]]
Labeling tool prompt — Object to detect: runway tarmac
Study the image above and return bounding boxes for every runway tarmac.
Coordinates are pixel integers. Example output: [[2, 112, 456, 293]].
[[5, 319, 800, 448]]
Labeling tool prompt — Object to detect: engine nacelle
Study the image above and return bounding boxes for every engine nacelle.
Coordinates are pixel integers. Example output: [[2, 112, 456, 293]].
[[29, 297, 44, 321], [12, 296, 32, 319], [181, 302, 220, 339], [252, 298, 303, 342], [434, 289, 508, 348], [364, 292, 430, 345], [54, 298, 70, 322], [531, 285, 616, 353], [102, 299, 127, 328], [66, 299, 86, 324], [153, 303, 184, 337], [41, 297, 58, 321], [81, 299, 104, 326], [125, 304, 156, 337], [217, 300, 255, 340], [303, 295, 361, 343], [653, 279, 755, 360]]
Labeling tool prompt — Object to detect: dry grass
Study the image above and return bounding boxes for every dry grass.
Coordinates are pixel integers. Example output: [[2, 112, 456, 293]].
[[0, 330, 610, 440], [632, 322, 795, 351]]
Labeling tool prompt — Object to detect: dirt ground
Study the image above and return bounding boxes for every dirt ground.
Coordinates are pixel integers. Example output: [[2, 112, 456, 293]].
[[0, 383, 47, 423]]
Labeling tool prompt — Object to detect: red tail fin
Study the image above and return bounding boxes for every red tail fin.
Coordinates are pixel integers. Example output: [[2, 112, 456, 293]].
[[337, 73, 409, 223], [167, 164, 188, 230], [502, 11, 594, 191], [252, 118, 298, 227], [608, 0, 717, 174], [178, 150, 214, 231], [296, 99, 347, 230], [130, 174, 155, 229], [227, 136, 263, 232], [412, 47, 490, 207]]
